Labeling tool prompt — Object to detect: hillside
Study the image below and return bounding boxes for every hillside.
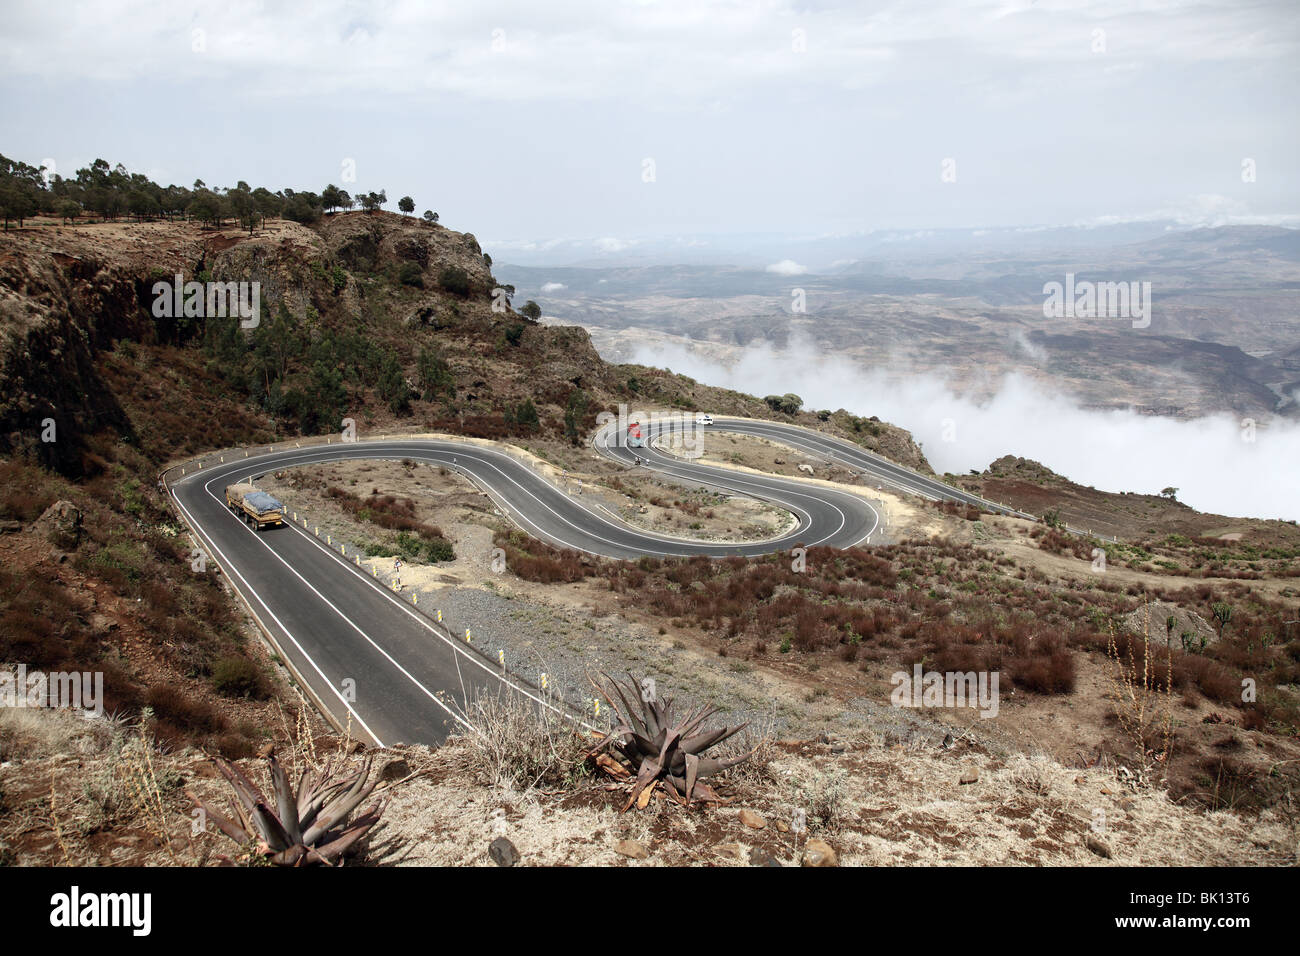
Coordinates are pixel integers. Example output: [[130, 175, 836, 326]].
[[2, 711, 1291, 867], [0, 206, 1296, 868], [0, 211, 928, 474], [0, 208, 930, 760], [955, 454, 1300, 556]]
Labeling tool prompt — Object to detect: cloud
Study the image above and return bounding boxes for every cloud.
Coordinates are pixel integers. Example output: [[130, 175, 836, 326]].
[[4, 1, 1296, 241], [629, 337, 1300, 522], [1083, 194, 1300, 229], [540, 281, 567, 292], [6, 0, 1292, 104], [482, 236, 572, 254], [1008, 330, 1048, 363], [765, 259, 807, 276]]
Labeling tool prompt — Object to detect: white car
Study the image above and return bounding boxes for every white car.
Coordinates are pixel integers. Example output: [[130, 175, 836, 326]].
[[696, 414, 714, 425]]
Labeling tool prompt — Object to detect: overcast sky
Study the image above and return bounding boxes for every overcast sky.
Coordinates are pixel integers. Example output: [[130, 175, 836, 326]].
[[2, 0, 1297, 257]]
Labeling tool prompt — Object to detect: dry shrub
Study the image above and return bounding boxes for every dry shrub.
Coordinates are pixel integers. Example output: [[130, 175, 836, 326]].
[[1011, 642, 1077, 694], [1173, 654, 1239, 704], [210, 655, 270, 700], [1106, 622, 1175, 785], [923, 620, 1077, 696], [715, 716, 778, 789], [430, 414, 514, 440], [0, 460, 59, 521], [1035, 528, 1093, 560], [495, 531, 595, 584], [459, 691, 589, 792], [326, 485, 446, 538], [793, 767, 848, 833], [145, 684, 227, 737]]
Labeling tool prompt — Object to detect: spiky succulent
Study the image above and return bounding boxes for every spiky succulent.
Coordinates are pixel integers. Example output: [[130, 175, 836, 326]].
[[589, 673, 754, 809], [188, 753, 385, 866]]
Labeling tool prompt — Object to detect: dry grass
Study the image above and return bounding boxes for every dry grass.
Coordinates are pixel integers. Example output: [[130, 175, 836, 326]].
[[382, 731, 1296, 866], [0, 704, 134, 763], [5, 702, 1293, 866], [3, 706, 187, 862], [456, 690, 592, 793]]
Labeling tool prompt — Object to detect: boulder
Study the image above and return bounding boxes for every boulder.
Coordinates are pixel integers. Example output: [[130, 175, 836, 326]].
[[33, 500, 82, 550], [1123, 600, 1217, 650], [738, 809, 767, 830], [800, 838, 838, 867], [614, 839, 648, 860], [489, 836, 520, 867]]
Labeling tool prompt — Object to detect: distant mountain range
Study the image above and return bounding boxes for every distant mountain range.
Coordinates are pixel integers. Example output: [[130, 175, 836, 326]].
[[498, 225, 1300, 421]]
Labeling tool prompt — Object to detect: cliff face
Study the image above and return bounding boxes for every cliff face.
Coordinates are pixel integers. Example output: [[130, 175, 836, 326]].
[[0, 211, 604, 767], [0, 211, 935, 480], [0, 212, 623, 472], [0, 236, 137, 472]]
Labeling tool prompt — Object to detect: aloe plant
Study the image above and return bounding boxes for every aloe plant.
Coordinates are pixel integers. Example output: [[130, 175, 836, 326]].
[[188, 753, 385, 866], [589, 673, 754, 809]]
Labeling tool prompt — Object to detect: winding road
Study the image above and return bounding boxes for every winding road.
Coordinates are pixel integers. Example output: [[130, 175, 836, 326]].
[[165, 417, 1031, 746]]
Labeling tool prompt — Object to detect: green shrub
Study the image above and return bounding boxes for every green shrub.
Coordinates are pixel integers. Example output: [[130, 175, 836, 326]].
[[763, 393, 803, 415], [398, 261, 424, 288], [438, 265, 471, 297], [328, 264, 348, 293], [211, 655, 268, 699], [423, 537, 455, 562]]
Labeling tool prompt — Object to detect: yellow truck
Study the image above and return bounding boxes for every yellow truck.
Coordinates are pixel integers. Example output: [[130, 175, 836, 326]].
[[224, 483, 285, 530]]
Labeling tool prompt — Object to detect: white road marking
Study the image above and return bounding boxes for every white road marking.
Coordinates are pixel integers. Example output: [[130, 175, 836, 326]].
[[198, 472, 476, 736], [169, 481, 386, 746], [170, 419, 933, 741]]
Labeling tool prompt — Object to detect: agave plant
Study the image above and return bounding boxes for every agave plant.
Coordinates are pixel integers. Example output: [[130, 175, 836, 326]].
[[589, 673, 753, 810], [188, 752, 385, 866]]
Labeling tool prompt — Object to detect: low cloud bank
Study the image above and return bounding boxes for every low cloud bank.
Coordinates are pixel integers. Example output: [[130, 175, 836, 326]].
[[631, 340, 1299, 522]]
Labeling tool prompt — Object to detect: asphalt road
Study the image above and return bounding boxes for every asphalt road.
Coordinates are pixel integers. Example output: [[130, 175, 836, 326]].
[[638, 416, 1034, 519], [166, 419, 1024, 745]]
